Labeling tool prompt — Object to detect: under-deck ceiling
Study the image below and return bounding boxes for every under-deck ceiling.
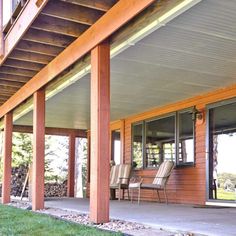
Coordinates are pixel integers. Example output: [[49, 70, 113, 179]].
[[0, 0, 117, 105], [15, 0, 236, 129]]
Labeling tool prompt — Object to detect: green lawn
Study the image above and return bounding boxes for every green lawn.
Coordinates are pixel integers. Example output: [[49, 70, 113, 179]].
[[217, 188, 236, 201], [0, 205, 122, 236]]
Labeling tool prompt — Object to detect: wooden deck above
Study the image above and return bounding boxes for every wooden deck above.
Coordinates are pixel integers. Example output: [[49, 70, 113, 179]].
[[0, 0, 118, 105]]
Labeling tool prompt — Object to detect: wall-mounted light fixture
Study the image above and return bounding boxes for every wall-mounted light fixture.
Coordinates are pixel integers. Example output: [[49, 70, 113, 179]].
[[191, 107, 203, 122]]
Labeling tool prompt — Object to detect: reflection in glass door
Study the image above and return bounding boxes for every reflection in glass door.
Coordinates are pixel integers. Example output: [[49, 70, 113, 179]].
[[208, 102, 236, 202], [111, 130, 121, 165]]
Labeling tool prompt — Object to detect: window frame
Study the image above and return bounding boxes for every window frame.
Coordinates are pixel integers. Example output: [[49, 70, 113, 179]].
[[131, 121, 145, 170], [145, 112, 176, 169], [176, 108, 196, 167], [206, 97, 236, 202], [131, 108, 195, 169]]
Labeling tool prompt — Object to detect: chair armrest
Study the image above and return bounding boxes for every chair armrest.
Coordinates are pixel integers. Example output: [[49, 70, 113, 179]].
[[130, 176, 143, 183], [118, 177, 131, 184], [140, 176, 155, 179], [153, 175, 169, 179]]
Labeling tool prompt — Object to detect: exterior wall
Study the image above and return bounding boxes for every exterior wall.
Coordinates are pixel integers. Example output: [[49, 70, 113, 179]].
[[87, 83, 236, 205], [124, 105, 206, 205], [122, 83, 236, 205]]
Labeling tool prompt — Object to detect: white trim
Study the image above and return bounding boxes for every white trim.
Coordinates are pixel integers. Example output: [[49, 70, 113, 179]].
[[206, 201, 236, 208]]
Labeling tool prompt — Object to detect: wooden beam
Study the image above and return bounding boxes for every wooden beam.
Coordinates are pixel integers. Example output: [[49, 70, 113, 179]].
[[67, 133, 76, 197], [1, 112, 13, 204], [9, 50, 53, 64], [0, 66, 37, 77], [0, 0, 4, 58], [12, 125, 87, 137], [0, 73, 30, 83], [31, 15, 89, 38], [0, 97, 10, 102], [42, 0, 103, 25], [0, 94, 12, 100], [0, 0, 49, 65], [0, 0, 155, 119], [0, 84, 21, 91], [23, 28, 75, 48], [32, 89, 45, 211], [90, 42, 110, 224], [0, 91, 15, 97], [16, 40, 63, 57], [60, 0, 117, 12], [4, 59, 44, 71], [0, 79, 24, 88]]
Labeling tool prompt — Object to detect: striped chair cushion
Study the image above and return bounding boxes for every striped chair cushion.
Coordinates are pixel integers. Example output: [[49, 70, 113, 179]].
[[118, 164, 131, 185], [152, 160, 174, 187], [110, 164, 120, 186], [110, 164, 131, 187]]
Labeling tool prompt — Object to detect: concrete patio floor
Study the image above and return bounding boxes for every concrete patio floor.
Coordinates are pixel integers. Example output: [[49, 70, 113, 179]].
[[45, 198, 236, 236]]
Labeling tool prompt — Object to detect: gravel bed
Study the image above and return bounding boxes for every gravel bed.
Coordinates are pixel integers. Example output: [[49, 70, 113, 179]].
[[6, 200, 200, 236], [7, 200, 32, 210]]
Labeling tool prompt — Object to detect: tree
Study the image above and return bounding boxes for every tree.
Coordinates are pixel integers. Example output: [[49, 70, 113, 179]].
[[12, 133, 33, 167]]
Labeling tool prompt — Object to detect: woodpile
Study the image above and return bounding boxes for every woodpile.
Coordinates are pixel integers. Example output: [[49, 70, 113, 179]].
[[11, 165, 28, 197], [44, 181, 67, 198], [0, 165, 67, 198]]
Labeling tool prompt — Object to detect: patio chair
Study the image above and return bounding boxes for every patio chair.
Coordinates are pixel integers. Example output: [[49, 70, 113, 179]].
[[129, 160, 174, 204], [110, 164, 132, 201]]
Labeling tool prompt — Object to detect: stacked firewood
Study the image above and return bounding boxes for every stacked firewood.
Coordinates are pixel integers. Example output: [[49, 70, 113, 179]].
[[0, 165, 67, 198], [44, 182, 67, 197], [11, 165, 28, 197]]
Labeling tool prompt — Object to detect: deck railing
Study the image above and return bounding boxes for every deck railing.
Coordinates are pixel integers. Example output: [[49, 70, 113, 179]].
[[3, 0, 27, 36]]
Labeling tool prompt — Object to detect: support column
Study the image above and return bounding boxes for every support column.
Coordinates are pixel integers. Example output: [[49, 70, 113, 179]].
[[32, 89, 45, 211], [90, 41, 110, 224], [1, 112, 13, 204], [67, 133, 76, 197]]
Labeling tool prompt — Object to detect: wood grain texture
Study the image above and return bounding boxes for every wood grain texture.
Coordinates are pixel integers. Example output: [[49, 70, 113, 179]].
[[0, 0, 50, 65], [1, 112, 13, 204], [0, 0, 156, 119], [32, 89, 45, 211], [67, 133, 76, 197], [90, 42, 110, 224]]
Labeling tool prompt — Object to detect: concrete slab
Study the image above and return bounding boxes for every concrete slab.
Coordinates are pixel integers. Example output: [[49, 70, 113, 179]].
[[45, 198, 236, 236]]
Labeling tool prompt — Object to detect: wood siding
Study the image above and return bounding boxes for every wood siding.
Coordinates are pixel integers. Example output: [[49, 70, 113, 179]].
[[87, 83, 236, 205]]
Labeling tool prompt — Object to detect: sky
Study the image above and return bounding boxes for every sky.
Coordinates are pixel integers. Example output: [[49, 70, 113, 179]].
[[217, 134, 236, 174], [3, 1, 11, 26]]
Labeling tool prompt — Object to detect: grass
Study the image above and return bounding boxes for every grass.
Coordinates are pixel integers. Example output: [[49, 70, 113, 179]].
[[0, 205, 122, 236], [217, 188, 236, 201]]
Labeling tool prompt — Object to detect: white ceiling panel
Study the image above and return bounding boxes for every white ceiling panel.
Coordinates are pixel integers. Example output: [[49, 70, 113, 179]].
[[15, 0, 236, 129]]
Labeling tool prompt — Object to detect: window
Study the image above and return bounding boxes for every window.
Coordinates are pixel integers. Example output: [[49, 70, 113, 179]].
[[208, 100, 236, 201], [145, 115, 175, 168], [178, 111, 195, 165], [132, 123, 143, 169], [132, 109, 195, 169]]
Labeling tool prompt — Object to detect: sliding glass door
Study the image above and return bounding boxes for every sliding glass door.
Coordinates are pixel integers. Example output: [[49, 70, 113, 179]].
[[208, 100, 236, 202]]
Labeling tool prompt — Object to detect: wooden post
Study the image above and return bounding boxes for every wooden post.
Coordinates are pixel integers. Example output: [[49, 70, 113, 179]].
[[67, 133, 76, 197], [90, 42, 110, 224], [0, 0, 4, 58], [1, 112, 13, 204], [32, 89, 45, 211]]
